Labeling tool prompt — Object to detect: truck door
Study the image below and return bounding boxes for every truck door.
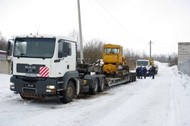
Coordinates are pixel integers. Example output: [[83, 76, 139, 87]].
[[56, 39, 76, 76]]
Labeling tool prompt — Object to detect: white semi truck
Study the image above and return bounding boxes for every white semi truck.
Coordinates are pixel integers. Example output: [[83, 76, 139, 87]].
[[8, 35, 136, 103]]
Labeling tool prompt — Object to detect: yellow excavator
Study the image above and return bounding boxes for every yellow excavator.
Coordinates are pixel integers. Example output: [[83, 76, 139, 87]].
[[102, 44, 129, 77]]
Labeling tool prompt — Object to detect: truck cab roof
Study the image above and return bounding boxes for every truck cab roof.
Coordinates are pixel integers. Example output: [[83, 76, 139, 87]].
[[14, 34, 76, 42]]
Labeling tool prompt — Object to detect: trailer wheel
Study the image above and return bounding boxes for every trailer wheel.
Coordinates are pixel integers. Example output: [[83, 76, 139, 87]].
[[98, 78, 105, 92], [60, 81, 75, 103], [129, 74, 133, 82], [134, 74, 136, 81], [132, 74, 135, 82], [89, 78, 98, 95]]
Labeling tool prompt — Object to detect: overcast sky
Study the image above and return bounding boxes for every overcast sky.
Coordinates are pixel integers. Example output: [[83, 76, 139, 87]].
[[0, 0, 190, 55]]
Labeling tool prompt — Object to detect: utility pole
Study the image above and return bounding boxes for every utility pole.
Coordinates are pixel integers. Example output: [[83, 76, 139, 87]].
[[149, 41, 152, 58], [77, 0, 84, 64]]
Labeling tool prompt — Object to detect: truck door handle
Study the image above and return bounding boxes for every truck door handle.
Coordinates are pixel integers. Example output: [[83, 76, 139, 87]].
[[54, 59, 60, 63]]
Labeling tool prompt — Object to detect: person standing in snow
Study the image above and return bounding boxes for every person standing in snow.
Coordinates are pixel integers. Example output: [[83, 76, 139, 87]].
[[149, 66, 155, 79], [136, 66, 140, 79], [139, 66, 143, 79], [143, 67, 147, 79]]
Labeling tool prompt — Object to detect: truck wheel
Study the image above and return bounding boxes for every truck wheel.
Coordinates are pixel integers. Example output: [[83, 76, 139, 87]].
[[132, 74, 135, 82], [134, 74, 136, 81], [98, 78, 105, 92], [129, 74, 132, 82], [60, 81, 75, 103], [89, 78, 98, 95]]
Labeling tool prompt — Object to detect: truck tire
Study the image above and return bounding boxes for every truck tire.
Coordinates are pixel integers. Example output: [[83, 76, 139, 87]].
[[89, 78, 98, 95], [130, 74, 133, 82], [60, 81, 75, 103], [98, 78, 105, 92], [134, 74, 136, 81], [132, 74, 135, 82]]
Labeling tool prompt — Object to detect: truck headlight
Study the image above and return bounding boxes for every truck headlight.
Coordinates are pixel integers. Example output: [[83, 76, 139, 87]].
[[10, 83, 15, 90], [46, 85, 55, 89], [46, 85, 56, 93]]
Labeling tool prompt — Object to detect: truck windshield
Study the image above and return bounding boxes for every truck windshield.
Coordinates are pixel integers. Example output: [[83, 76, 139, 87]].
[[137, 61, 149, 66], [13, 37, 55, 58]]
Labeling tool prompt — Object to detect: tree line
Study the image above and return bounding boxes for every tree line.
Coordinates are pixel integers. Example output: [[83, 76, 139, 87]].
[[77, 39, 178, 66], [0, 32, 7, 51]]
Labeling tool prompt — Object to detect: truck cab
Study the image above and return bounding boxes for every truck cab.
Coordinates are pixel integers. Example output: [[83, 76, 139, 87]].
[[136, 59, 150, 69], [10, 35, 79, 103]]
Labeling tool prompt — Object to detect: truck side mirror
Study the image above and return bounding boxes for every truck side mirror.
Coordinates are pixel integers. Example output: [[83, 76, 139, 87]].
[[7, 39, 14, 56]]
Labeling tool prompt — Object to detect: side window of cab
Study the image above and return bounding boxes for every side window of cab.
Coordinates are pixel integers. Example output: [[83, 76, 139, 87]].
[[58, 39, 72, 58]]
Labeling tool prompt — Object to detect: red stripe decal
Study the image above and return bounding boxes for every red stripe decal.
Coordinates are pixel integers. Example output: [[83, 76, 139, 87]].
[[39, 67, 49, 77]]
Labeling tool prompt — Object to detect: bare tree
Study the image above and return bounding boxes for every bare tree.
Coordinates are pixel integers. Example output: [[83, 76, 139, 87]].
[[168, 53, 178, 66], [68, 29, 86, 51], [83, 39, 104, 64], [0, 32, 7, 51], [68, 30, 85, 59], [152, 53, 178, 66], [124, 48, 148, 59]]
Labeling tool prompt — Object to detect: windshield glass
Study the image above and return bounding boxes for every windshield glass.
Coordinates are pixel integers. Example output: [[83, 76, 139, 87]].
[[13, 37, 55, 58], [137, 61, 149, 66], [104, 48, 119, 54]]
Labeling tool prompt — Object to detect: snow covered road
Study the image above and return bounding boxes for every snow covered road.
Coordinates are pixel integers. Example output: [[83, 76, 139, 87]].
[[0, 62, 190, 126]]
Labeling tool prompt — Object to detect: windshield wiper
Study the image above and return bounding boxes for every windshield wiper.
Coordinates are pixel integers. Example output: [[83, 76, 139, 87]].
[[16, 53, 26, 58]]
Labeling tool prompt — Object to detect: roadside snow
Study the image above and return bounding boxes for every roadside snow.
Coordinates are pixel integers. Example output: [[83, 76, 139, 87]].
[[0, 62, 190, 126]]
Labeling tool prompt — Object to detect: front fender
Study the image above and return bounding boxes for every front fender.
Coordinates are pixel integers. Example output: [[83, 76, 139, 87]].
[[62, 71, 79, 90]]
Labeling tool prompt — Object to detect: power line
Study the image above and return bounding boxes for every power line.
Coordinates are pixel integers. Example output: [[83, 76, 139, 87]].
[[95, 0, 146, 43], [85, 0, 112, 26]]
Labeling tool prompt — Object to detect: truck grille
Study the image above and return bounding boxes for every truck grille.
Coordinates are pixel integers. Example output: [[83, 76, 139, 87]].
[[17, 64, 45, 74], [22, 88, 36, 94]]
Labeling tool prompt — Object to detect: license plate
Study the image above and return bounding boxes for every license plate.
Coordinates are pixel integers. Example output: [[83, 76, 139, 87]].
[[25, 73, 37, 77]]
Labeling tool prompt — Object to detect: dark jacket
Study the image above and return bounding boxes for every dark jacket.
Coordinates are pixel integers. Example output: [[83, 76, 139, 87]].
[[143, 67, 147, 75]]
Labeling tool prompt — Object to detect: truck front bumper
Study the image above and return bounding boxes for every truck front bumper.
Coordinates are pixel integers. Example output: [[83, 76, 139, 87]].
[[10, 75, 61, 96]]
